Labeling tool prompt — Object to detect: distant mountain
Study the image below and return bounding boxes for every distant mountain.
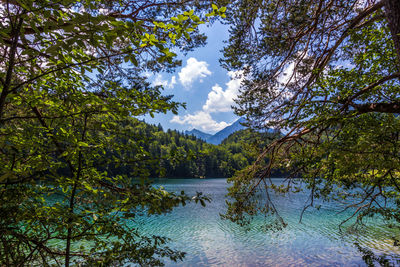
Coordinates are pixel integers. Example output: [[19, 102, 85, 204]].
[[185, 118, 247, 145], [184, 128, 212, 141], [207, 117, 246, 145]]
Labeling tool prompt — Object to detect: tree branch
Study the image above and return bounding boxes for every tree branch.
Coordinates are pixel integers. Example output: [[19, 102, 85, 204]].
[[353, 102, 400, 114], [346, 72, 400, 102]]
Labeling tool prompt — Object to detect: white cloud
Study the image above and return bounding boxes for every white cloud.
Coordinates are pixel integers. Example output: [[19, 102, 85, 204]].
[[170, 76, 177, 87], [277, 61, 295, 86], [203, 71, 244, 113], [98, 8, 111, 15], [171, 111, 229, 133], [178, 57, 212, 88], [153, 74, 176, 89], [170, 70, 245, 133], [355, 0, 368, 10], [143, 71, 152, 78]]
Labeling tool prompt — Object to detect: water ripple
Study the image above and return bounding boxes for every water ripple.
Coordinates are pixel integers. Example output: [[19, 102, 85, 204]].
[[131, 179, 400, 266]]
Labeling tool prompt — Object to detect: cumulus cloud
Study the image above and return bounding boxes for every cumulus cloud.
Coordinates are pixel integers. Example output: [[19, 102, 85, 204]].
[[178, 57, 212, 88], [171, 111, 229, 133], [153, 74, 176, 89], [203, 71, 244, 113], [170, 71, 246, 133]]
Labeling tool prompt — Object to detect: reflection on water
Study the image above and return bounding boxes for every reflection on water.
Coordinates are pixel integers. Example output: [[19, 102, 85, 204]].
[[131, 179, 400, 266]]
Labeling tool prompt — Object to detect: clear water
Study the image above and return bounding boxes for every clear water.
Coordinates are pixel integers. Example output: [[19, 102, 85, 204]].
[[132, 178, 400, 266]]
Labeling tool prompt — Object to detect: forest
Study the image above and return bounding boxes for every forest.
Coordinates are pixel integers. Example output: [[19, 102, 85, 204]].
[[117, 121, 281, 178]]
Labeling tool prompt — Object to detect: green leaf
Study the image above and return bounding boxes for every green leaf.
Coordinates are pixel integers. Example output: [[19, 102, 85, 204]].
[[78, 142, 89, 147]]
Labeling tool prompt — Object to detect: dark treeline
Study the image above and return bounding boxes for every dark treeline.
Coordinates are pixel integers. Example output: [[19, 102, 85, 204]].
[[108, 121, 283, 178]]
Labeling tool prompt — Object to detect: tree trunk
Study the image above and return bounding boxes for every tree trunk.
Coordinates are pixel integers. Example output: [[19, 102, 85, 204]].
[[385, 0, 400, 66], [0, 16, 23, 120]]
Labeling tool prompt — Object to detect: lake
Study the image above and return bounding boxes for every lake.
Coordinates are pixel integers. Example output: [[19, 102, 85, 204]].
[[132, 178, 400, 266]]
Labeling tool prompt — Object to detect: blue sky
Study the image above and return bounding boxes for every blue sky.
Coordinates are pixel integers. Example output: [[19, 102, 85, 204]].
[[144, 22, 243, 134]]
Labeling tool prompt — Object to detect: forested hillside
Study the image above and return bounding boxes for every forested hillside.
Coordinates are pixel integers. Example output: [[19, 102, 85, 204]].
[[111, 121, 281, 178]]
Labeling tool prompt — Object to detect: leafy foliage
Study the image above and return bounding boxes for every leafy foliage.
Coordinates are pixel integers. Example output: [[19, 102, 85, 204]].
[[218, 0, 400, 238], [0, 0, 224, 266]]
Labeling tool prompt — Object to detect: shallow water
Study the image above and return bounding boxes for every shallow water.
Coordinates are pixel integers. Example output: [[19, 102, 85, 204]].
[[132, 178, 400, 266]]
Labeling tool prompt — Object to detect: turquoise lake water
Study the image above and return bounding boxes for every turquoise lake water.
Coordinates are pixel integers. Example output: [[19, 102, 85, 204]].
[[133, 178, 400, 266]]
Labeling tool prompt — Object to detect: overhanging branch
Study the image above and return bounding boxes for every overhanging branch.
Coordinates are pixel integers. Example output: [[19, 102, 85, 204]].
[[353, 102, 400, 114]]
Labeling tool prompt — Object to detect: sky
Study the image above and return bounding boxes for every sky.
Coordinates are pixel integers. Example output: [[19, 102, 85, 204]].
[[144, 21, 243, 135]]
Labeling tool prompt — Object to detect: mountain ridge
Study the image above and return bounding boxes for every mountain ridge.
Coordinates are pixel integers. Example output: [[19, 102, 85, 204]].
[[184, 117, 246, 145], [184, 128, 213, 141]]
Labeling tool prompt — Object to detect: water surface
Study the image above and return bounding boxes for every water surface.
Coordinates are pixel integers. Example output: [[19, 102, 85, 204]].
[[133, 178, 400, 266]]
